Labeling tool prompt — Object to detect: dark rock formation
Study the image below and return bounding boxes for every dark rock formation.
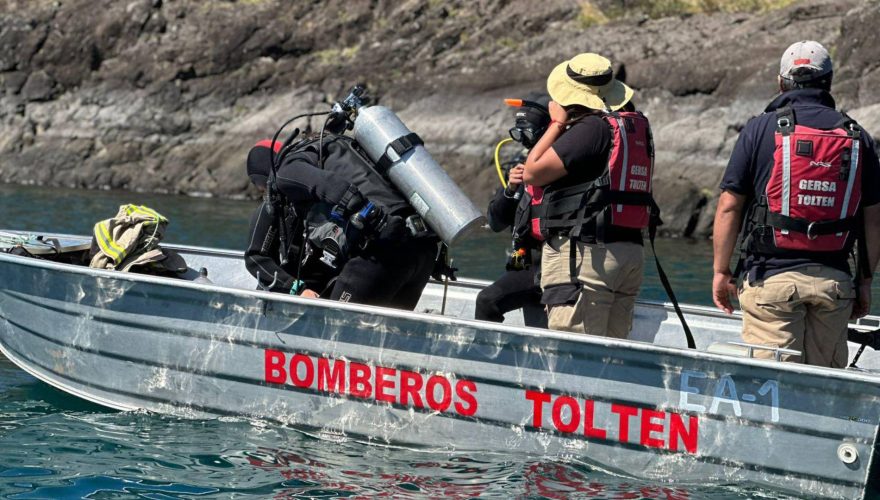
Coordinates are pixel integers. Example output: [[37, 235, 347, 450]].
[[0, 0, 877, 237]]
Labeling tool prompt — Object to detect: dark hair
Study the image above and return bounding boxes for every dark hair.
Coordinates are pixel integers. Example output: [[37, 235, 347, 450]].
[[780, 69, 833, 92]]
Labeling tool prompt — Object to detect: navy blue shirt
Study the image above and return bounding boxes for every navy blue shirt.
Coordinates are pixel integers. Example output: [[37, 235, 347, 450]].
[[720, 89, 880, 280]]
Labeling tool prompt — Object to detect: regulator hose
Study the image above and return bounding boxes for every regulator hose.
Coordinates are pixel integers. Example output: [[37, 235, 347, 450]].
[[494, 138, 514, 189], [269, 110, 330, 171]]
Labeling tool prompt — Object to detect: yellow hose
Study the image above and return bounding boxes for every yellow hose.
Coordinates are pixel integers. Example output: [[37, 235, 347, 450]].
[[494, 138, 514, 189]]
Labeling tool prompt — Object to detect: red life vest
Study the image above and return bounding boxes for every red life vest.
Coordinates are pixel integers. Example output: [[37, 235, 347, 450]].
[[527, 184, 545, 241], [762, 108, 862, 252], [605, 111, 653, 229], [539, 111, 656, 241]]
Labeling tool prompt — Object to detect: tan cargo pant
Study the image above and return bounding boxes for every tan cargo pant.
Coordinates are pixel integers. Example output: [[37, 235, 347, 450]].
[[541, 237, 644, 338], [738, 265, 855, 367]]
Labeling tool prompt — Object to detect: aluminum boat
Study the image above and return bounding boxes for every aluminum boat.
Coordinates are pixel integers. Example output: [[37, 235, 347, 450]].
[[1, 232, 879, 499]]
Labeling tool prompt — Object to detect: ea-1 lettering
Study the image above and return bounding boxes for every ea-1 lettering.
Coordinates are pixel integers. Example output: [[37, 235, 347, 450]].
[[679, 370, 780, 422]]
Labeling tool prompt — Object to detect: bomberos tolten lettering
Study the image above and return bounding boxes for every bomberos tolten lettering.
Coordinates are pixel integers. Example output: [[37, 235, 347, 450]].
[[264, 350, 478, 417]]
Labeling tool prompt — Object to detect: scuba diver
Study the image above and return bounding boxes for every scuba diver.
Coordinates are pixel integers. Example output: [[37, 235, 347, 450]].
[[243, 140, 336, 297], [244, 86, 466, 311], [474, 96, 550, 328]]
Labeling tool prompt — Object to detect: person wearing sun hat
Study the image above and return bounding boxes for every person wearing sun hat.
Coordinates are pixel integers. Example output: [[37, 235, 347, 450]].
[[522, 53, 649, 338], [545, 52, 634, 112], [712, 41, 880, 367]]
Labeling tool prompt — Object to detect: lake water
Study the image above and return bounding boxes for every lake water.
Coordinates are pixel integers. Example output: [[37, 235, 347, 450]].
[[0, 182, 868, 499]]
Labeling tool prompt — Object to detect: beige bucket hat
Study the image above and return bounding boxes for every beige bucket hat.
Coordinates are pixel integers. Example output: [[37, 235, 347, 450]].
[[546, 53, 633, 111]]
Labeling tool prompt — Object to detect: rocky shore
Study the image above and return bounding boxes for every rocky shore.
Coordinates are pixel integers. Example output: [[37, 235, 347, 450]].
[[1, 0, 877, 236]]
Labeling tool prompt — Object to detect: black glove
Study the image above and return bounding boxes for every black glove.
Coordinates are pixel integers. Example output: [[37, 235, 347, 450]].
[[431, 244, 458, 281], [376, 214, 407, 245], [359, 211, 407, 255]]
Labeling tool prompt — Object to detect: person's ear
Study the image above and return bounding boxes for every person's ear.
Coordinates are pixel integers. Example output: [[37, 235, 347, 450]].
[[777, 75, 784, 93]]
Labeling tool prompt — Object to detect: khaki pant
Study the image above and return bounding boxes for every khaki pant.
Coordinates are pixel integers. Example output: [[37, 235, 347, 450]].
[[541, 237, 644, 338], [738, 265, 855, 367]]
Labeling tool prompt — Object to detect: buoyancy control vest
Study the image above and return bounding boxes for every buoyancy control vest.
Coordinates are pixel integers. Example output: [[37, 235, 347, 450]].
[[509, 185, 546, 247], [744, 107, 863, 255], [540, 111, 657, 241], [527, 185, 545, 241], [283, 134, 413, 216], [275, 133, 435, 271]]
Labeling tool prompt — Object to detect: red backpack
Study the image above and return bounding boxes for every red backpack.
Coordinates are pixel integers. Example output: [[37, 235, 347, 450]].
[[539, 110, 657, 240], [758, 107, 862, 252], [605, 111, 654, 229]]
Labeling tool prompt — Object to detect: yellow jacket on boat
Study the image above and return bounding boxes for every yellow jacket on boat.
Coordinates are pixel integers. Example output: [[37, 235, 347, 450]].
[[89, 204, 184, 273]]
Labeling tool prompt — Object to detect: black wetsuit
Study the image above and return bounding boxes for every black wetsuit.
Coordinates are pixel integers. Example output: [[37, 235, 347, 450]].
[[273, 135, 438, 310], [475, 184, 546, 328]]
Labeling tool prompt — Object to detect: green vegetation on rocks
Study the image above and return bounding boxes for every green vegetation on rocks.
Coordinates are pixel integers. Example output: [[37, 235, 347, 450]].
[[580, 0, 798, 26]]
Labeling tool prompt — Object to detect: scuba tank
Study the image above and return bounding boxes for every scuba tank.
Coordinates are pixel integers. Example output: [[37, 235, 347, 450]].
[[351, 105, 485, 246]]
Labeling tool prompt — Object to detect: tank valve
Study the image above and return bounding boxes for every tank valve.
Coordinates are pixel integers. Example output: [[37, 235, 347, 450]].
[[837, 443, 858, 464]]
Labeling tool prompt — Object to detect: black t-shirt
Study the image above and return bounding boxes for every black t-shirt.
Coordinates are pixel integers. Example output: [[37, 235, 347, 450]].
[[550, 115, 643, 245], [720, 88, 880, 280]]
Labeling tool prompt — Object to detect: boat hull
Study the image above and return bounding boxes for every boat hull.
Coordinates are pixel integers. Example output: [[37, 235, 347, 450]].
[[1, 240, 879, 499]]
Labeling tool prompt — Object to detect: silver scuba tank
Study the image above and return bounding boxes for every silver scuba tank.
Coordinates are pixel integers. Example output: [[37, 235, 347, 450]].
[[352, 105, 486, 246]]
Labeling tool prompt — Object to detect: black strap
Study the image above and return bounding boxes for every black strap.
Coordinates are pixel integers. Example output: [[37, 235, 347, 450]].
[[855, 210, 871, 282], [544, 178, 608, 208], [568, 235, 578, 285], [776, 106, 796, 136], [731, 210, 751, 284], [559, 200, 695, 349], [375, 133, 423, 175], [275, 200, 290, 266], [834, 111, 862, 136], [336, 184, 365, 214], [763, 211, 857, 237], [567, 191, 595, 284], [647, 205, 696, 349], [603, 191, 655, 206], [595, 207, 607, 245], [848, 327, 880, 367], [566, 65, 613, 86]]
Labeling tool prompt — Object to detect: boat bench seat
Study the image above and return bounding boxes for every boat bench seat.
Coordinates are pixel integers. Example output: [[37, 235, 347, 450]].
[[706, 341, 801, 361]]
